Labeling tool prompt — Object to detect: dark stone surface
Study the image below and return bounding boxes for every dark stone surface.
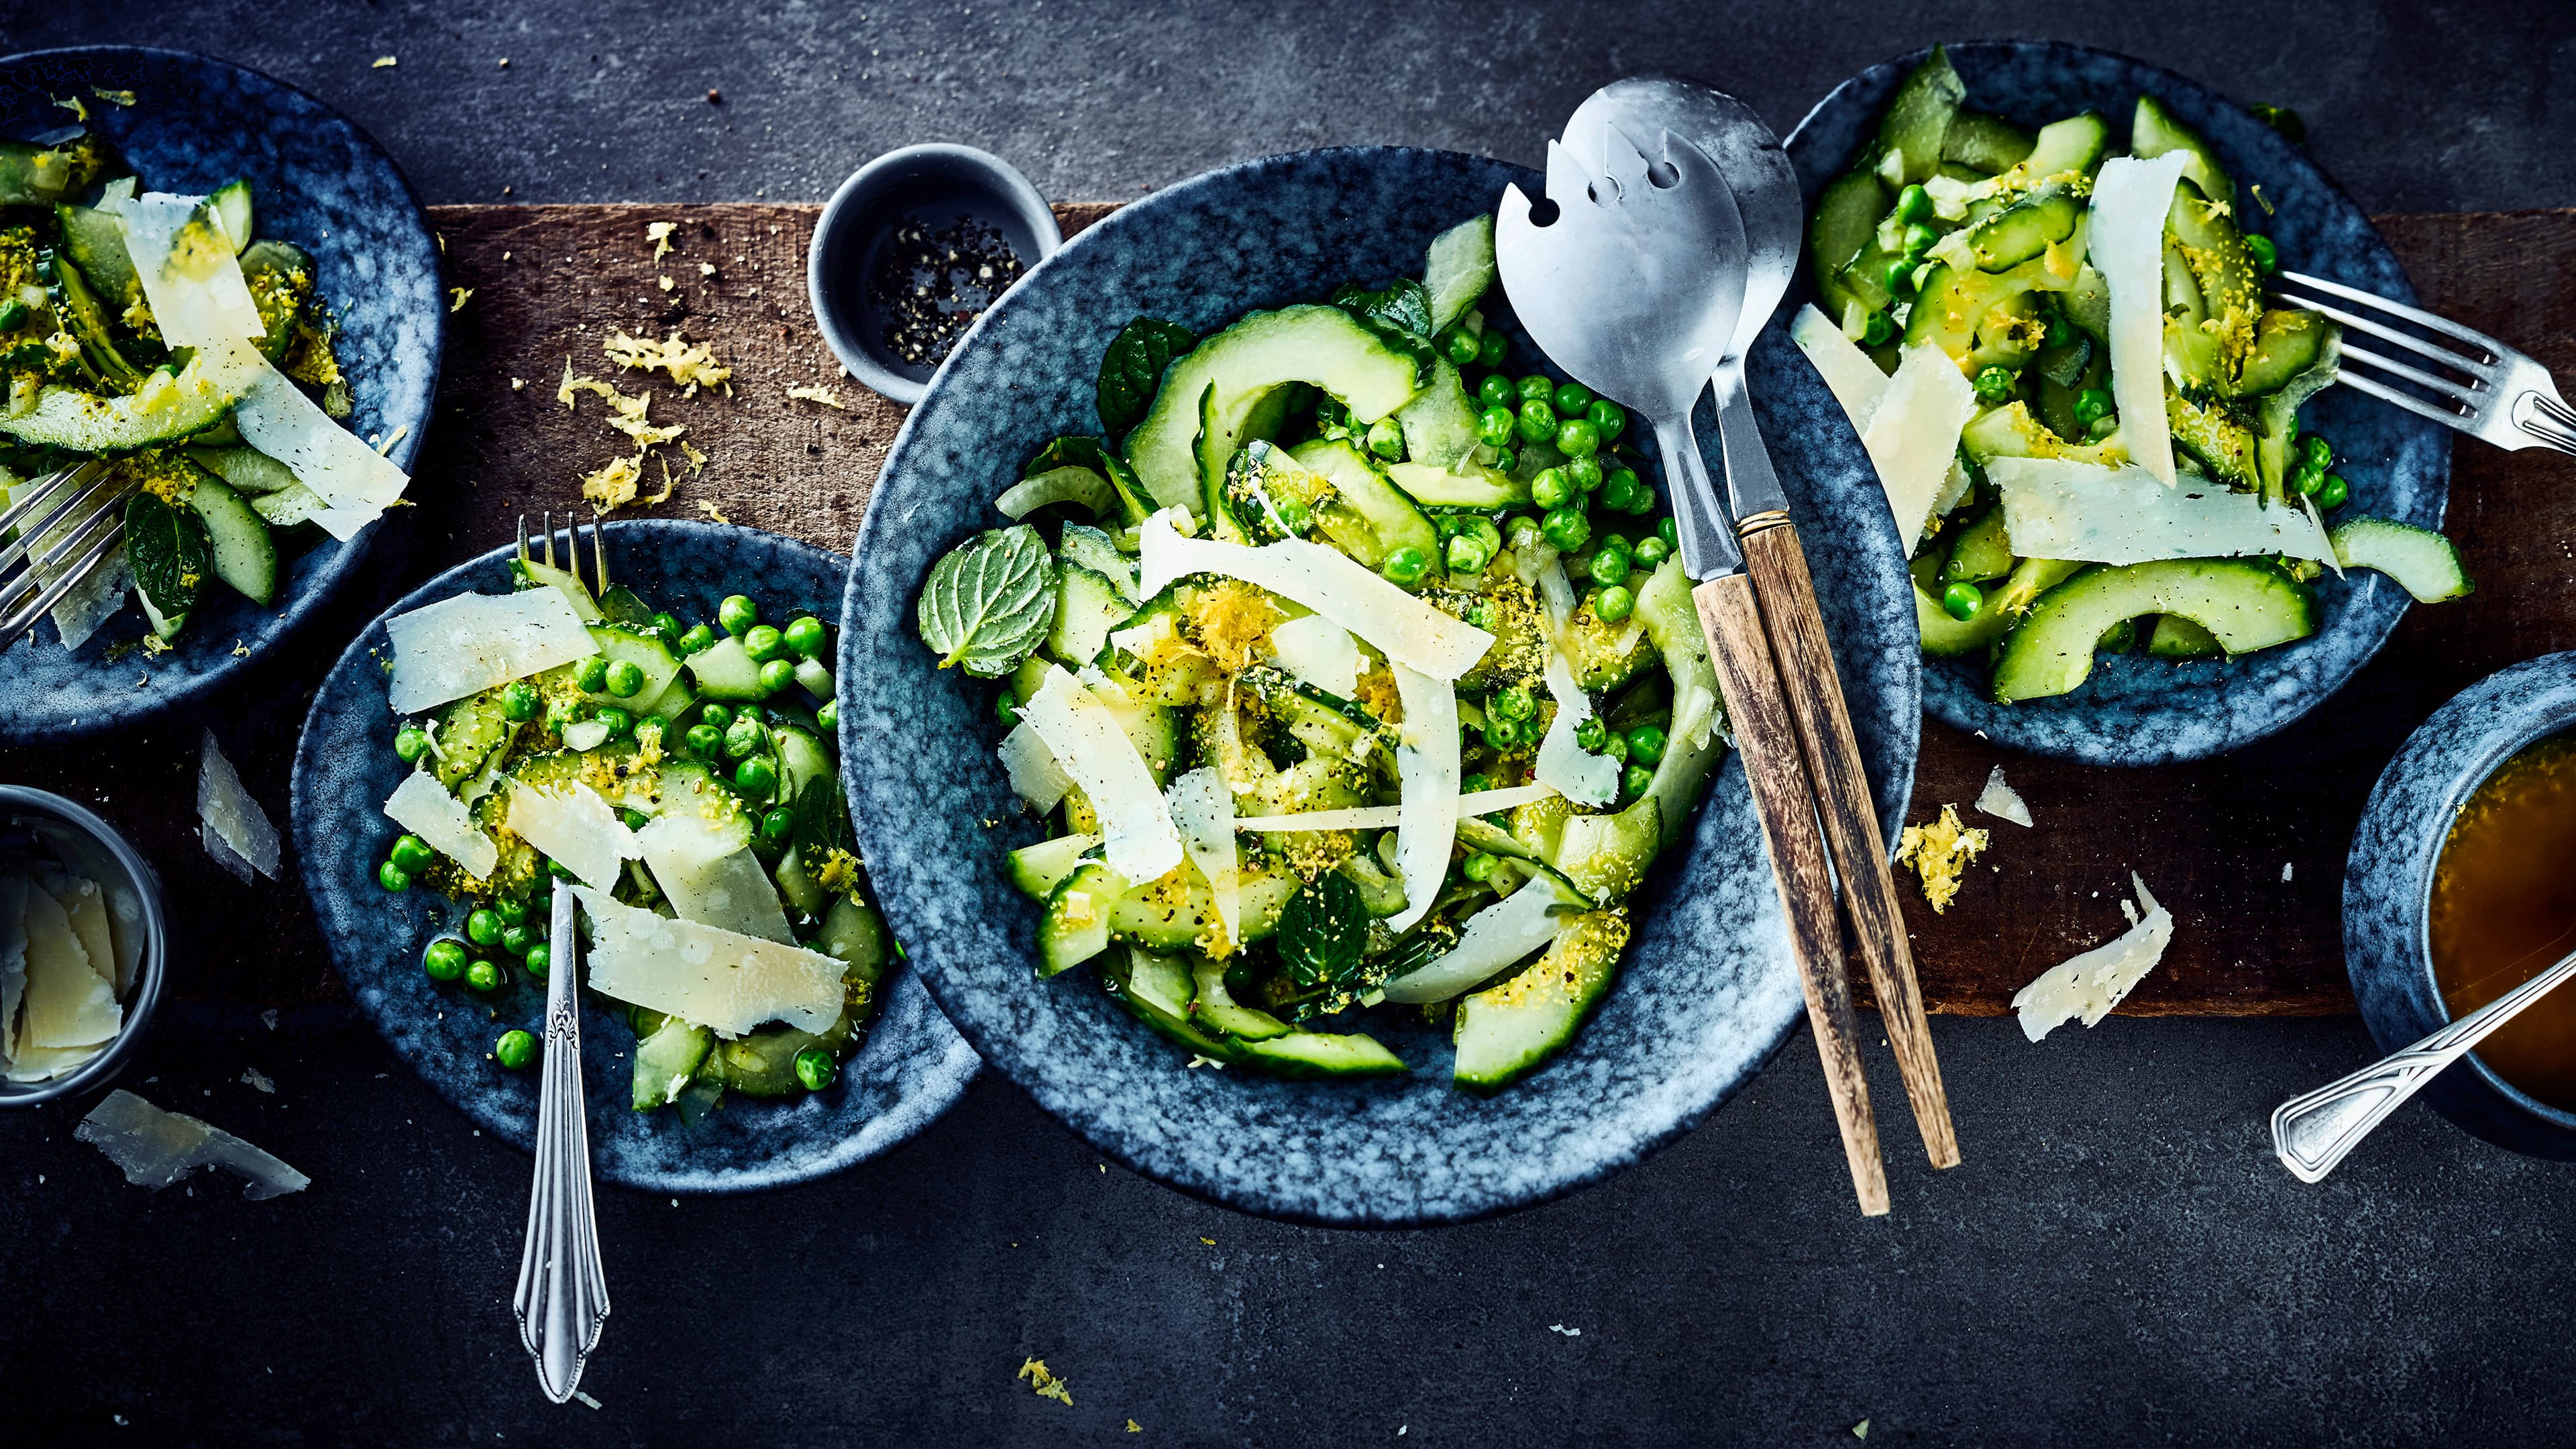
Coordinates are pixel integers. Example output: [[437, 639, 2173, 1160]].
[[5, 2, 2574, 1444]]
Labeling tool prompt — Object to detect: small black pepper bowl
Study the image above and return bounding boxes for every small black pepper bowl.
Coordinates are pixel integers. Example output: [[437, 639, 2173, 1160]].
[[807, 143, 1062, 405], [2345, 651, 2576, 1159], [0, 786, 168, 1108]]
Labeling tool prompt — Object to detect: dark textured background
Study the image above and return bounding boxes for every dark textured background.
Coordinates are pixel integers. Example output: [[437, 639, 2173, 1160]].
[[3, 2, 2573, 1444]]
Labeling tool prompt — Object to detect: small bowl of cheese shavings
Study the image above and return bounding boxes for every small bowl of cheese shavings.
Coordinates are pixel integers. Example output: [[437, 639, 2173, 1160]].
[[0, 786, 168, 1106]]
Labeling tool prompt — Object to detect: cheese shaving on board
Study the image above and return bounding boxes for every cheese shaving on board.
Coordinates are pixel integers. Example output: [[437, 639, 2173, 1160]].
[[635, 810, 792, 945], [197, 730, 281, 879], [382, 770, 499, 880], [1020, 664, 1182, 883], [505, 780, 638, 891], [1989, 456, 2335, 565], [998, 721, 1073, 813], [1385, 663, 1460, 932], [77, 1090, 310, 1199], [1975, 765, 2033, 827], [1790, 302, 1892, 431], [2089, 152, 2194, 484], [1860, 342, 1980, 549], [574, 885, 843, 1036], [1234, 783, 1557, 833], [1137, 509, 1493, 680], [1380, 878, 1570, 1004], [1165, 767, 1241, 943], [1267, 614, 1365, 699], [2012, 873, 2176, 1041], [385, 590, 596, 712]]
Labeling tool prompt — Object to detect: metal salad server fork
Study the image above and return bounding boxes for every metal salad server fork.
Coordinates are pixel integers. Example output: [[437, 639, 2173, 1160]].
[[1568, 78, 1959, 1173], [512, 513, 610, 1403], [1497, 123, 1892, 1214], [0, 458, 122, 645], [2269, 269, 2576, 455], [2272, 945, 2576, 1183]]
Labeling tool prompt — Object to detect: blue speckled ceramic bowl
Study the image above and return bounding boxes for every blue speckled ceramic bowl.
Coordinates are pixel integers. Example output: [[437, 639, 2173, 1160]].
[[0, 46, 441, 741], [291, 521, 978, 1194], [2345, 652, 2576, 1161], [841, 147, 1920, 1226], [1779, 41, 2451, 765]]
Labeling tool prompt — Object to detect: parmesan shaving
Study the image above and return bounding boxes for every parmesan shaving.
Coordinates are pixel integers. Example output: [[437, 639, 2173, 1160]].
[[1385, 663, 1458, 932], [1975, 765, 2033, 828], [505, 780, 638, 891], [574, 885, 843, 1036], [1988, 456, 2334, 566], [2090, 152, 2195, 484], [1138, 510, 1493, 680], [384, 589, 594, 712], [1860, 341, 1980, 548], [196, 730, 281, 879], [382, 770, 499, 881], [17, 881, 115, 1054], [1535, 649, 1619, 807], [0, 877, 25, 1067], [998, 721, 1073, 813], [78, 1090, 310, 1199], [1790, 302, 1892, 431], [1020, 665, 1182, 883], [1267, 614, 1365, 699], [635, 809, 792, 945], [1165, 767, 1240, 944], [1380, 878, 1572, 1004], [2012, 873, 2175, 1040]]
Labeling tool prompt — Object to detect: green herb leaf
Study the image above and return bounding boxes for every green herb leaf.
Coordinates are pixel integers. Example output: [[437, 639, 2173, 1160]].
[[125, 491, 206, 638], [915, 523, 1055, 676], [1096, 317, 1197, 439], [1277, 870, 1369, 990], [1330, 279, 1435, 340], [1024, 435, 1150, 526], [792, 774, 858, 877]]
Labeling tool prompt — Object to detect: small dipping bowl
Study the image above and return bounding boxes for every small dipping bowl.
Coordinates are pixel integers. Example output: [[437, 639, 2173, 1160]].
[[808, 143, 1063, 405], [2345, 651, 2576, 1159], [0, 785, 168, 1107]]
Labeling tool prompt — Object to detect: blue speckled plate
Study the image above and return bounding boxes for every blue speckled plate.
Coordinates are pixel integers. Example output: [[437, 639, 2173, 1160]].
[[1779, 40, 2451, 765], [0, 46, 441, 741], [841, 147, 1919, 1226], [291, 521, 979, 1194], [2345, 652, 2576, 1160]]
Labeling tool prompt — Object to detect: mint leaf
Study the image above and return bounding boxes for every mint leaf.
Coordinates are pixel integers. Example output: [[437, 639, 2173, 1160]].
[[1330, 278, 1435, 339], [126, 491, 206, 637], [1024, 435, 1150, 525], [1097, 317, 1197, 440], [915, 524, 1055, 677], [1277, 871, 1368, 990]]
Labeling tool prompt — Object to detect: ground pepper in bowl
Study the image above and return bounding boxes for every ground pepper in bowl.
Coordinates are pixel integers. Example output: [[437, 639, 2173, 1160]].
[[869, 213, 1024, 370]]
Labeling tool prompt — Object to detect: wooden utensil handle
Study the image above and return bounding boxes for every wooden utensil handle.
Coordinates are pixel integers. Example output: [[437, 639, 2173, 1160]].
[[1693, 573, 1889, 1216], [1737, 521, 1961, 1170]]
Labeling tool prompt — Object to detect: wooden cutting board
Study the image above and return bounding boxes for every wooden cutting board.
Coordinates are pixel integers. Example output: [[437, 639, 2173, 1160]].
[[3, 203, 2568, 1015]]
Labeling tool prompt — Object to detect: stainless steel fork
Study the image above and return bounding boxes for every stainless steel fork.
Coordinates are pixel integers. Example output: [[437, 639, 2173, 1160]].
[[0, 459, 122, 643], [2271, 269, 2576, 455], [512, 511, 610, 1404]]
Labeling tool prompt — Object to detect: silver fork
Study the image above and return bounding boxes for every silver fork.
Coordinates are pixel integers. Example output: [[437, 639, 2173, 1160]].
[[2271, 269, 2576, 454], [512, 512, 610, 1404], [0, 459, 123, 643]]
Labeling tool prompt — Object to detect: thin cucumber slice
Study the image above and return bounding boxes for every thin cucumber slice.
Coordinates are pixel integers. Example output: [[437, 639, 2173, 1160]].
[[1189, 959, 1291, 1042], [1966, 184, 2080, 272], [1038, 859, 1124, 976], [2330, 517, 2474, 602], [48, 251, 143, 392], [1452, 912, 1623, 1093], [1942, 508, 2013, 582], [631, 1016, 712, 1110], [237, 240, 312, 362], [771, 722, 835, 804], [2131, 95, 2233, 207], [2020, 112, 2110, 180], [1992, 559, 2315, 703], [1240, 1028, 1406, 1080], [1809, 167, 1890, 325], [998, 464, 1116, 521], [773, 841, 828, 916], [1422, 213, 1496, 332], [1385, 460, 1529, 510], [1941, 110, 2035, 174], [433, 689, 519, 790], [1058, 523, 1139, 605], [513, 556, 601, 619], [1876, 46, 1964, 185], [1915, 580, 2011, 657], [186, 444, 298, 495], [1045, 562, 1128, 667], [1393, 357, 1481, 471], [2147, 614, 2224, 659], [184, 466, 278, 606], [684, 634, 769, 700], [56, 203, 139, 309], [1008, 833, 1100, 898], [582, 623, 682, 705], [1293, 437, 1438, 570], [209, 179, 255, 254]]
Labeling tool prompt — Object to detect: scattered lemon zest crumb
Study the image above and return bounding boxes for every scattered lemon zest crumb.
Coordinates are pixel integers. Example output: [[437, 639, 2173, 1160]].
[[698, 262, 716, 277], [698, 499, 731, 525], [657, 275, 674, 292], [447, 287, 472, 313], [580, 453, 644, 513], [645, 221, 677, 259], [230, 640, 250, 657], [1128, 1420, 1142, 1433], [52, 95, 87, 121], [680, 439, 708, 473], [786, 383, 849, 410], [371, 56, 397, 68], [91, 88, 136, 107], [1016, 1359, 1073, 1407], [1895, 804, 1989, 914], [138, 635, 170, 657], [602, 328, 733, 395], [1199, 1237, 1215, 1246]]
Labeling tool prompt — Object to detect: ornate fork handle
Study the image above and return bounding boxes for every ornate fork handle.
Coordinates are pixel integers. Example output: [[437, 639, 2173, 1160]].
[[2512, 389, 2576, 455], [514, 888, 608, 1401], [2272, 945, 2576, 1183]]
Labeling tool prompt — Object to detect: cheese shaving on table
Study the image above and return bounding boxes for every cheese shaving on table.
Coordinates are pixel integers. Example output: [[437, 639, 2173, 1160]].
[[1138, 509, 1493, 680], [1385, 663, 1459, 932], [1975, 764, 2033, 828], [1989, 456, 2335, 565], [1860, 341, 1980, 549], [384, 588, 594, 712], [1165, 767, 1240, 943], [2012, 873, 2175, 1040], [197, 729, 281, 879], [504, 780, 638, 890], [1789, 303, 1892, 429], [1894, 804, 1988, 914], [1234, 783, 1557, 833], [572, 885, 843, 1036], [1019, 664, 1181, 882], [77, 1091, 309, 1199], [382, 770, 499, 880], [2089, 151, 2195, 484], [1267, 614, 1364, 698], [1380, 877, 1570, 1003], [1535, 648, 1619, 808]]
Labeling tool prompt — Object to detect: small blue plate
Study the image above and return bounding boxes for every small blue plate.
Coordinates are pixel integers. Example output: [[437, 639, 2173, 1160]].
[[2345, 652, 2576, 1160], [0, 46, 441, 741], [841, 147, 1920, 1226], [1779, 40, 2451, 765], [292, 521, 978, 1194]]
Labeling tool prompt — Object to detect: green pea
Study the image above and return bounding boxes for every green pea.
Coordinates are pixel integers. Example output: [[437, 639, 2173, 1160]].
[[2303, 433, 2333, 471], [1585, 398, 1626, 442], [1505, 515, 1546, 554], [1490, 446, 1518, 475], [1478, 330, 1509, 369], [1477, 406, 1518, 447], [739, 624, 784, 663], [735, 756, 778, 796], [2244, 234, 2278, 273], [724, 716, 765, 759], [718, 594, 759, 636], [784, 616, 827, 659], [1658, 517, 1678, 549], [761, 806, 796, 843], [1461, 851, 1499, 883], [1542, 507, 1592, 553], [525, 942, 551, 978], [1438, 327, 1481, 367], [649, 611, 682, 637], [1574, 716, 1607, 751], [1599, 469, 1642, 513], [1862, 311, 1896, 347], [423, 938, 467, 982], [621, 808, 651, 831], [1974, 366, 2017, 404], [1517, 374, 1554, 405], [466, 908, 505, 947], [465, 959, 502, 993], [1601, 734, 1629, 764], [570, 655, 606, 693], [1446, 533, 1494, 575], [1458, 771, 1494, 795], [1894, 183, 1933, 225], [500, 924, 533, 957], [494, 1030, 535, 1071], [1622, 763, 1654, 799], [1594, 584, 1635, 623], [1589, 546, 1630, 588], [758, 658, 798, 695], [696, 702, 732, 731], [685, 722, 722, 755], [0, 298, 27, 331], [378, 860, 412, 892], [1477, 373, 1515, 410], [678, 623, 716, 655], [1941, 580, 1984, 621], [594, 706, 633, 741], [1515, 398, 1558, 442], [496, 896, 529, 926], [2294, 462, 2324, 496], [794, 1047, 838, 1091], [1633, 535, 1671, 567], [1884, 258, 1918, 298], [1489, 685, 1536, 722], [1626, 723, 1668, 765], [604, 659, 646, 697], [1551, 381, 1593, 417], [389, 834, 436, 875], [1902, 222, 1940, 259], [816, 700, 839, 733], [1480, 715, 1520, 750], [500, 681, 541, 721], [2072, 387, 2112, 426], [1380, 545, 1430, 586], [2315, 474, 2349, 509], [393, 725, 429, 763], [1530, 467, 1572, 511], [1556, 418, 1602, 458]]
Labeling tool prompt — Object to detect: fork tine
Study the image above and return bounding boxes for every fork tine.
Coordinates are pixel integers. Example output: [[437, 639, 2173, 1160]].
[[1, 467, 126, 580], [2335, 368, 2477, 428], [1544, 138, 1603, 210], [2275, 270, 2501, 361], [541, 511, 556, 570], [2281, 294, 2497, 382], [1593, 118, 1654, 199], [0, 505, 124, 641], [590, 515, 608, 594], [517, 513, 530, 564], [0, 460, 95, 538], [2340, 342, 2487, 405]]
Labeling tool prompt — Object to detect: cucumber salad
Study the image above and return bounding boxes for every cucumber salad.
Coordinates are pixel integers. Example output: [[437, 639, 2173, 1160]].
[[0, 123, 408, 651], [916, 215, 1727, 1092], [371, 561, 888, 1118], [1793, 48, 2469, 702]]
